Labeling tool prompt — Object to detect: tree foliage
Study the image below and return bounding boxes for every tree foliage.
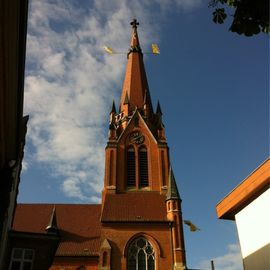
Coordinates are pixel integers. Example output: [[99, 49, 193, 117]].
[[209, 0, 269, 36]]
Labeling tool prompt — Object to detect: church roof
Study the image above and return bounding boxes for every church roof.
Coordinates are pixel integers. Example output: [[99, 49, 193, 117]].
[[13, 204, 101, 256], [101, 193, 168, 222]]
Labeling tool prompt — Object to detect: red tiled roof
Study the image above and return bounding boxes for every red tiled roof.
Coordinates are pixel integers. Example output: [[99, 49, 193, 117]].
[[13, 204, 101, 256], [101, 193, 168, 222]]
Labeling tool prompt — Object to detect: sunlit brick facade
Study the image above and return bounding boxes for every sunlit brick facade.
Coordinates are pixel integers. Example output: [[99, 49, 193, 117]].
[[13, 20, 187, 270]]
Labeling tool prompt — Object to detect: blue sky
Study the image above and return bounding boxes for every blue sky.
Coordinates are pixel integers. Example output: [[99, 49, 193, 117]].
[[19, 0, 269, 269]]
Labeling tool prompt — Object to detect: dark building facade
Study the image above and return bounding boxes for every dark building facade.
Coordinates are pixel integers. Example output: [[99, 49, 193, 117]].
[[0, 0, 29, 268]]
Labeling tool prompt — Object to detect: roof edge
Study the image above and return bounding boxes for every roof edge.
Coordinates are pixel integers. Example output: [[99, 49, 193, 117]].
[[216, 158, 270, 220]]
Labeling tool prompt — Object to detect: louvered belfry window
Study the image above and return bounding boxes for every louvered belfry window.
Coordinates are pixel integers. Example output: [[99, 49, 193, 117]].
[[127, 147, 136, 186], [139, 147, 149, 187]]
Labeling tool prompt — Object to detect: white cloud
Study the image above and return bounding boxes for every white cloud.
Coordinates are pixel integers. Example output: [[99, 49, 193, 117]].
[[21, 160, 28, 172], [196, 244, 243, 270], [24, 0, 201, 202]]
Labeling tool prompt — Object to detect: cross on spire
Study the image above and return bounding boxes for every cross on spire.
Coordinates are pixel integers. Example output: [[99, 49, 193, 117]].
[[130, 18, 139, 28]]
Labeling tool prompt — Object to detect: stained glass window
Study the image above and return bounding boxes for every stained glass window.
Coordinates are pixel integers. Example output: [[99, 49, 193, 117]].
[[127, 237, 155, 270]]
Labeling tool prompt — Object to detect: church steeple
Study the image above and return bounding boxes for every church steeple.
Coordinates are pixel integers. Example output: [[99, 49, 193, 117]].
[[101, 20, 187, 269], [119, 19, 153, 116]]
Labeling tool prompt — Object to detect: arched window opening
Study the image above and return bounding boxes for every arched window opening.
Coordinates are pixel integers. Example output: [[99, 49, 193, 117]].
[[139, 148, 148, 187], [127, 237, 155, 270], [102, 251, 107, 267], [127, 147, 136, 186]]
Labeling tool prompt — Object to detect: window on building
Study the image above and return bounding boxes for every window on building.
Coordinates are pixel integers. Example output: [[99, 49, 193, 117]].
[[127, 237, 155, 270], [9, 248, 34, 270], [139, 147, 148, 187], [127, 147, 136, 186]]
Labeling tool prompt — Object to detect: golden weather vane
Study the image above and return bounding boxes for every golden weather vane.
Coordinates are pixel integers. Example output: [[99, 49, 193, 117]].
[[103, 19, 160, 56], [103, 44, 160, 55]]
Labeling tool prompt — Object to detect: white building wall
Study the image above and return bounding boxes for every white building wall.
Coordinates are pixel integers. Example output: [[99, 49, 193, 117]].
[[235, 188, 270, 259]]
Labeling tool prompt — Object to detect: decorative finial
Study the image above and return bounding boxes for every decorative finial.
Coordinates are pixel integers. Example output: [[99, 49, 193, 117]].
[[110, 100, 116, 114], [123, 92, 129, 104], [143, 91, 147, 104], [46, 206, 58, 234], [156, 101, 162, 115], [130, 18, 139, 29]]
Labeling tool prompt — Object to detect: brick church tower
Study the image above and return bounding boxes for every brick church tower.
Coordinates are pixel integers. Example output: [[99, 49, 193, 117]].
[[10, 19, 188, 270], [100, 19, 187, 270]]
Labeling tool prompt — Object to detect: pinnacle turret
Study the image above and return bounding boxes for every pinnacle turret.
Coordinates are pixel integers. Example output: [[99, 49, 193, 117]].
[[110, 100, 116, 114], [46, 206, 58, 234], [156, 101, 162, 115], [166, 167, 181, 201], [123, 92, 129, 105]]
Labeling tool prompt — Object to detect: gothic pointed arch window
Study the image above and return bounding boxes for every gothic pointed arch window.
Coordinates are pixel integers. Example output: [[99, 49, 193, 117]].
[[127, 146, 136, 186], [127, 237, 155, 270], [139, 147, 148, 187]]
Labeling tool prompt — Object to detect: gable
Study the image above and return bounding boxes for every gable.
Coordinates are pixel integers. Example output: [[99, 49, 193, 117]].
[[117, 110, 157, 146]]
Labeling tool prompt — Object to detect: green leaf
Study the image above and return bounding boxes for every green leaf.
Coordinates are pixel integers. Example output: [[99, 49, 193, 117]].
[[213, 8, 227, 24], [226, 0, 237, 7], [262, 26, 269, 34]]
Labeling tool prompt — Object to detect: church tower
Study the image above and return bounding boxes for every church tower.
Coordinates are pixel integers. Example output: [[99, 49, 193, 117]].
[[100, 19, 187, 270]]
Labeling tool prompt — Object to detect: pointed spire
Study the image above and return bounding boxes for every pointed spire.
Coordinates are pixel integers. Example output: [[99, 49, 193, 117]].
[[166, 167, 181, 201], [110, 100, 116, 114], [46, 206, 58, 233], [143, 91, 147, 104], [109, 122, 115, 130], [123, 91, 129, 104], [143, 90, 149, 116], [156, 101, 162, 115], [109, 100, 116, 133], [119, 19, 153, 116]]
